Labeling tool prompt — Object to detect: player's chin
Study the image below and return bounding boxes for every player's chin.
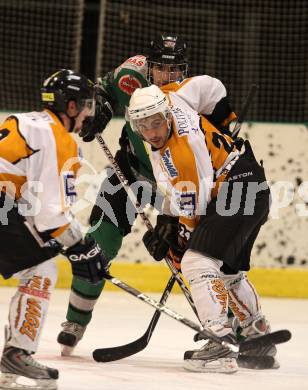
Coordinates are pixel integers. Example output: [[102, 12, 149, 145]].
[[154, 80, 164, 87], [150, 139, 164, 149]]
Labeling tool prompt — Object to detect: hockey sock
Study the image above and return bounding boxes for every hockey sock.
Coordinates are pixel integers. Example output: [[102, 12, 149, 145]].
[[181, 250, 231, 336], [66, 277, 105, 326], [224, 272, 263, 329], [8, 259, 57, 352]]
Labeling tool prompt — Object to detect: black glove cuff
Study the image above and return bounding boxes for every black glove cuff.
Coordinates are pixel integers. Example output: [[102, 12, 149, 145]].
[[156, 214, 179, 227]]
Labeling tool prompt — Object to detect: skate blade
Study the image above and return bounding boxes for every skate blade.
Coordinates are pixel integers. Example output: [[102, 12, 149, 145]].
[[0, 373, 57, 390], [183, 357, 238, 374], [238, 355, 280, 370]]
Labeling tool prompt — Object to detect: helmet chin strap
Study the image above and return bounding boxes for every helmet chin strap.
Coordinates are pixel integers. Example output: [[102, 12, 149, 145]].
[[69, 117, 76, 132], [166, 115, 172, 138]]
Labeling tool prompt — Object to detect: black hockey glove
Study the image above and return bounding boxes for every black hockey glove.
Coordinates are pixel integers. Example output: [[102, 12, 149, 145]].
[[142, 215, 180, 262], [65, 237, 109, 283], [79, 85, 114, 142]]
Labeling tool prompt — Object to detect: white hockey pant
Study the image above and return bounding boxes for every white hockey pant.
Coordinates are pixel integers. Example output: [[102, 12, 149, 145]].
[[5, 259, 58, 353], [181, 249, 263, 337]]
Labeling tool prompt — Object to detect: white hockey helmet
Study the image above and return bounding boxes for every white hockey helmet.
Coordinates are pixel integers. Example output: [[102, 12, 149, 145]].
[[128, 85, 171, 135]]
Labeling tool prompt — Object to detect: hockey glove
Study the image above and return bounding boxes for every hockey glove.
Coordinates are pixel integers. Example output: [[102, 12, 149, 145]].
[[142, 215, 180, 262], [80, 85, 114, 142], [65, 237, 109, 283]]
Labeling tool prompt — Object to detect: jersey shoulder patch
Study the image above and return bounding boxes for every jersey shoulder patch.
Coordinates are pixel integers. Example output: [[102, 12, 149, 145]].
[[118, 74, 143, 96], [0, 117, 38, 164]]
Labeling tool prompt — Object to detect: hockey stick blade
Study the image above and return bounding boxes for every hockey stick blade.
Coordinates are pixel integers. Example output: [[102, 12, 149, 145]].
[[98, 273, 239, 354], [239, 329, 291, 353], [93, 331, 149, 362], [93, 276, 176, 362]]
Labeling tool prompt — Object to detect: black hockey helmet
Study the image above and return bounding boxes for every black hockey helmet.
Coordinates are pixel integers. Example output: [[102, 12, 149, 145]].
[[147, 33, 188, 84], [41, 69, 94, 113]]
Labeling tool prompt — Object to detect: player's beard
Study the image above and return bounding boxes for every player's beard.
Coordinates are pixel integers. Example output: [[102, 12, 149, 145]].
[[148, 128, 170, 149]]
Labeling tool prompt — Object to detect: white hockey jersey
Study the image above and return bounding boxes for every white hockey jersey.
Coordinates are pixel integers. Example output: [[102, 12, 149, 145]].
[[147, 93, 239, 243], [0, 109, 81, 235], [161, 75, 234, 124]]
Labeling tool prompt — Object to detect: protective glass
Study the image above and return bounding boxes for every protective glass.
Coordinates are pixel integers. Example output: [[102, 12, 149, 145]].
[[133, 115, 166, 133], [80, 98, 95, 115]]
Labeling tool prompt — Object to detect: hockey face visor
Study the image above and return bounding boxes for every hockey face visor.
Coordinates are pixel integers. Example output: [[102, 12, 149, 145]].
[[148, 62, 188, 86]]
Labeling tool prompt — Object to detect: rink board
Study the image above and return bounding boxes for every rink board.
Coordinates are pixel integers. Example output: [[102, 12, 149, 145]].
[[1, 258, 308, 298]]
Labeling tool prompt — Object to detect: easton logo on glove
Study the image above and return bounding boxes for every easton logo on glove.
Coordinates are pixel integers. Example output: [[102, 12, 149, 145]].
[[68, 244, 101, 262]]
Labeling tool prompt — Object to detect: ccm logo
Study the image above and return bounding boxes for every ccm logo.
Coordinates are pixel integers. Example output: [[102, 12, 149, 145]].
[[69, 245, 100, 262]]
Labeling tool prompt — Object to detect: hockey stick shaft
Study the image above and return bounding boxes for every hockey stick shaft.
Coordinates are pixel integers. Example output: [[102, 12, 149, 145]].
[[232, 84, 258, 139], [95, 134, 198, 318], [92, 134, 199, 361], [102, 272, 238, 353], [95, 270, 291, 362], [93, 275, 176, 362]]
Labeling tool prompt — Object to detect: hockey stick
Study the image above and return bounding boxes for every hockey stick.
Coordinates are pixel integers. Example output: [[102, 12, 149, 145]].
[[93, 272, 292, 362], [92, 134, 198, 360], [95, 82, 259, 307], [93, 275, 176, 362], [93, 272, 239, 362], [93, 84, 258, 361], [232, 84, 258, 139], [95, 133, 198, 315]]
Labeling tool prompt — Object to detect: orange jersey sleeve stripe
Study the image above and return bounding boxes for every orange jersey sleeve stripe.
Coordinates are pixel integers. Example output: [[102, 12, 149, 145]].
[[159, 132, 199, 231]]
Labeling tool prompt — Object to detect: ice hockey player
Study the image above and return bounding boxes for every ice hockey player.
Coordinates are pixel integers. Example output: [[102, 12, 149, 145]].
[[0, 69, 108, 390], [57, 33, 237, 355], [126, 84, 278, 373]]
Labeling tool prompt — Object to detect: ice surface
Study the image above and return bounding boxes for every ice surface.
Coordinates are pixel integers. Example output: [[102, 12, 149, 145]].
[[0, 286, 307, 390]]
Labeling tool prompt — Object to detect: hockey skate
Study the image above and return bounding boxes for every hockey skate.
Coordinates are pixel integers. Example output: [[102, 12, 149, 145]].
[[238, 317, 280, 369], [57, 321, 86, 356], [0, 346, 58, 390], [183, 334, 238, 374]]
